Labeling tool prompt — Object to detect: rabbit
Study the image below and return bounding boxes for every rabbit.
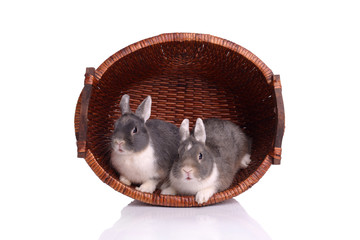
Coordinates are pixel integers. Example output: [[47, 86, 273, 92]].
[[110, 94, 180, 193], [161, 118, 251, 204]]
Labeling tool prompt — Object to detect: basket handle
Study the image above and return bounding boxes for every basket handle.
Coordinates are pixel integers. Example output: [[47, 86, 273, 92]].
[[271, 75, 285, 164], [77, 67, 95, 158]]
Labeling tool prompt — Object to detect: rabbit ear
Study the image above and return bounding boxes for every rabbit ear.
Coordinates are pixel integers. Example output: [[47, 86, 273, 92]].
[[180, 119, 190, 142], [120, 94, 131, 114], [135, 96, 152, 121], [194, 118, 206, 143]]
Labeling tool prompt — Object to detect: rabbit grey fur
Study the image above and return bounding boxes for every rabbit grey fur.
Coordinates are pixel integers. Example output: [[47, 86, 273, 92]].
[[111, 94, 179, 193], [161, 118, 251, 204]]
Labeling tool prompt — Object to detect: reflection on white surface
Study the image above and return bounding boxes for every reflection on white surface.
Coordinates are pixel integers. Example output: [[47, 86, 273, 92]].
[[99, 199, 271, 240]]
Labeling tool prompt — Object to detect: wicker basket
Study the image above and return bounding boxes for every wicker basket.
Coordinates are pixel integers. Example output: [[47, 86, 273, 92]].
[[74, 33, 285, 207]]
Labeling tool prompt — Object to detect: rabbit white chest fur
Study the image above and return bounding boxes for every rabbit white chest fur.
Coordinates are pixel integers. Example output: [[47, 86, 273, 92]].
[[111, 144, 158, 184], [170, 163, 219, 195]]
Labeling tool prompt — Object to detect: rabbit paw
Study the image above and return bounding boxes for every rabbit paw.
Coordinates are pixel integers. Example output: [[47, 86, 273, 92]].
[[240, 154, 251, 168], [136, 180, 157, 193], [196, 188, 216, 204], [161, 187, 176, 195], [119, 176, 131, 186]]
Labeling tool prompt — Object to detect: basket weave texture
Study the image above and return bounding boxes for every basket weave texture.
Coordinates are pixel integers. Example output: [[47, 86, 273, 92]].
[[75, 33, 284, 207]]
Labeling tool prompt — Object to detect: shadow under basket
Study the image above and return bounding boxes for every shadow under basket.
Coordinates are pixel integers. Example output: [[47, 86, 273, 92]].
[[74, 33, 285, 207]]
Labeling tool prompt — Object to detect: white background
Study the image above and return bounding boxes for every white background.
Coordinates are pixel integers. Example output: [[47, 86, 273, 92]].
[[1, 1, 359, 239]]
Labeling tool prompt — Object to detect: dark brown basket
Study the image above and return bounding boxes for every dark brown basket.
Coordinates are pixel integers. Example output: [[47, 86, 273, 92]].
[[74, 33, 285, 207]]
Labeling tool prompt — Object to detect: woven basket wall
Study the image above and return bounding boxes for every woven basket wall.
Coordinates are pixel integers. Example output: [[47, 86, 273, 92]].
[[74, 33, 285, 207]]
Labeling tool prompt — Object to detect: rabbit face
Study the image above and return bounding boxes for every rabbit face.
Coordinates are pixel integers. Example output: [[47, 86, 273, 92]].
[[111, 94, 152, 154], [173, 138, 214, 181], [112, 114, 150, 154], [172, 118, 215, 182]]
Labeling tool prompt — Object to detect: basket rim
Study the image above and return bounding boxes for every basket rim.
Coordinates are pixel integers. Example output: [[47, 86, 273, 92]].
[[83, 149, 273, 207], [94, 32, 273, 84]]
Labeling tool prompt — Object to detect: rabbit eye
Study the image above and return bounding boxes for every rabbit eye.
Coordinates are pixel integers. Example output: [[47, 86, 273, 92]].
[[198, 152, 203, 160], [132, 127, 137, 134]]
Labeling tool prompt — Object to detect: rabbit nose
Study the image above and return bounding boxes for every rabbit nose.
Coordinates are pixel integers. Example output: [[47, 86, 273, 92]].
[[182, 167, 192, 173], [115, 139, 125, 145]]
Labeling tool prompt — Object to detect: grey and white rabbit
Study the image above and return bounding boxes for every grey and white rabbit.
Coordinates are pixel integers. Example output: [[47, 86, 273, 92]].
[[111, 94, 179, 193], [161, 118, 251, 204]]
